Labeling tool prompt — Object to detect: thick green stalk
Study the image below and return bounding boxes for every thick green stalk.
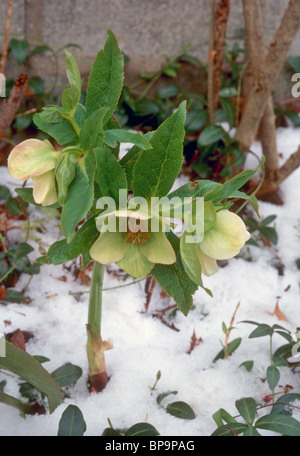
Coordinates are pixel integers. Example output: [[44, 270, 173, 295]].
[[86, 261, 110, 392]]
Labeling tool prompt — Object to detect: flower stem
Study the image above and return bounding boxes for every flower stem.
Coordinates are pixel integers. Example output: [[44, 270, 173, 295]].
[[86, 261, 111, 393]]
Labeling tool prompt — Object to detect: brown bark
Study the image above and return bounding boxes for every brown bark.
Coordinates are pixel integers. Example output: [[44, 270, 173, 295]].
[[0, 0, 14, 75], [257, 145, 300, 200], [236, 0, 300, 151], [0, 72, 29, 143], [207, 0, 216, 124], [213, 0, 230, 110], [242, 0, 279, 178]]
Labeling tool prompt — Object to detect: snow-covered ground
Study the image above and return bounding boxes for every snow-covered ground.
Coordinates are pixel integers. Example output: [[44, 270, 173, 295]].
[[0, 127, 300, 436]]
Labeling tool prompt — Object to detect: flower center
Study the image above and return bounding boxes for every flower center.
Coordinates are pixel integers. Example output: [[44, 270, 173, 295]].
[[126, 228, 150, 245]]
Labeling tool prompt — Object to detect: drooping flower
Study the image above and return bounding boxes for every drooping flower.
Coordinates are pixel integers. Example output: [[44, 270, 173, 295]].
[[90, 210, 176, 278], [191, 209, 250, 277], [8, 139, 59, 206]]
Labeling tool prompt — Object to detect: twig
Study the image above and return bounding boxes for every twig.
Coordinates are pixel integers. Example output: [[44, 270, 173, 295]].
[[0, 72, 29, 143], [207, 0, 216, 124], [0, 0, 14, 75]]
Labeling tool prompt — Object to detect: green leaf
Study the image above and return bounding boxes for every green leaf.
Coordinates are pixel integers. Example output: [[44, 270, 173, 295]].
[[212, 408, 237, 427], [156, 390, 178, 405], [249, 324, 273, 339], [133, 101, 186, 201], [65, 50, 82, 96], [235, 398, 257, 425], [259, 226, 278, 245], [95, 146, 128, 205], [85, 29, 124, 122], [205, 157, 264, 203], [61, 161, 94, 242], [0, 185, 11, 201], [288, 56, 300, 73], [266, 366, 280, 391], [219, 87, 238, 98], [55, 154, 77, 205], [185, 110, 208, 134], [0, 341, 65, 413], [58, 405, 86, 436], [119, 132, 153, 188], [133, 99, 160, 116], [51, 363, 82, 388], [271, 394, 300, 415], [255, 413, 300, 436], [239, 360, 254, 372], [33, 113, 79, 147], [156, 84, 180, 99], [10, 39, 29, 64], [211, 423, 247, 436], [179, 231, 212, 297], [79, 107, 109, 151], [213, 338, 242, 362], [151, 232, 198, 316], [104, 129, 152, 150], [220, 98, 235, 128], [37, 216, 99, 267], [124, 423, 160, 436], [166, 401, 196, 420], [197, 125, 225, 146], [3, 289, 24, 304], [243, 426, 261, 436]]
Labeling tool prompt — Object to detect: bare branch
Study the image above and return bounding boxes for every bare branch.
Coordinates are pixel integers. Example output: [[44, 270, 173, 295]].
[[236, 0, 300, 151], [0, 0, 14, 75]]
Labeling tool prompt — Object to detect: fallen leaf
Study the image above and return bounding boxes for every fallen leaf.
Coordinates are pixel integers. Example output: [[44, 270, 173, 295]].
[[0, 286, 7, 300], [268, 301, 289, 322]]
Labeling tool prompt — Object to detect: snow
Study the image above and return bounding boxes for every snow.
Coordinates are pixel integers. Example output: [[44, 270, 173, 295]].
[[1, 127, 300, 436]]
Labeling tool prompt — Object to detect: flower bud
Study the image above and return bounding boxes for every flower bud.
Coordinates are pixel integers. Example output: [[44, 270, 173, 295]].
[[8, 139, 59, 181], [199, 209, 250, 260]]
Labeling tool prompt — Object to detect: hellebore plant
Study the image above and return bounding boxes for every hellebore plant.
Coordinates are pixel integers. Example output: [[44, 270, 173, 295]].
[[8, 30, 262, 393]]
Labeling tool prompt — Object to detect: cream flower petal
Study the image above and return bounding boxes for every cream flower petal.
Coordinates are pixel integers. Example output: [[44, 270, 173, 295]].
[[199, 210, 250, 260], [32, 170, 58, 206], [140, 231, 176, 265], [8, 139, 59, 181], [196, 248, 218, 277], [117, 244, 154, 278], [89, 231, 128, 264]]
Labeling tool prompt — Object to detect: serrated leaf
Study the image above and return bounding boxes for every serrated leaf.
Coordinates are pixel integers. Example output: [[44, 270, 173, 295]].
[[166, 401, 196, 420], [104, 129, 152, 150], [33, 113, 79, 147], [85, 29, 124, 122], [151, 232, 197, 316], [133, 101, 186, 201], [61, 161, 94, 242], [79, 107, 109, 152], [95, 146, 127, 205], [58, 405, 86, 436]]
